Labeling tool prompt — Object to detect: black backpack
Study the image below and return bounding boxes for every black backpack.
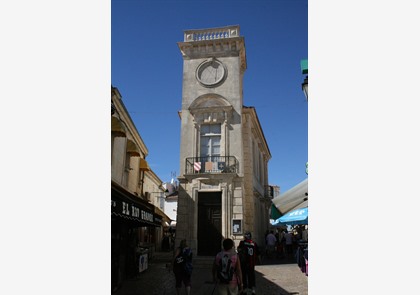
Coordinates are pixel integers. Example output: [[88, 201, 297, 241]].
[[174, 247, 193, 275], [217, 253, 235, 284]]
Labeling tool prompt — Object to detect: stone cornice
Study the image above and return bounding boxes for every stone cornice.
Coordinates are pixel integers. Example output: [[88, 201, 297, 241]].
[[178, 38, 247, 73], [111, 86, 149, 156], [178, 37, 245, 57]]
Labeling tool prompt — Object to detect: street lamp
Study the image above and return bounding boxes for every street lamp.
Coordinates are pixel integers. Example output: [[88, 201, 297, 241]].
[[300, 59, 308, 101], [302, 76, 308, 101]]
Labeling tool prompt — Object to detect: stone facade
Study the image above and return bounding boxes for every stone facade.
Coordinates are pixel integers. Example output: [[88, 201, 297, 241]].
[[111, 86, 148, 191], [111, 86, 172, 290], [175, 26, 272, 255]]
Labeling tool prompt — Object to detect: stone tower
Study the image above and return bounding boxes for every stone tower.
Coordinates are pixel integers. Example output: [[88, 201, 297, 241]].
[[176, 26, 270, 256]]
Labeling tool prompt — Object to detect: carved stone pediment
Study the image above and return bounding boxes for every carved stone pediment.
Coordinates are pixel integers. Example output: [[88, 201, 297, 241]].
[[189, 94, 231, 110], [189, 94, 233, 124]]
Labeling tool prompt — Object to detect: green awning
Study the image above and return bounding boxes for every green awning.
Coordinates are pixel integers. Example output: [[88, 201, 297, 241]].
[[270, 203, 282, 219]]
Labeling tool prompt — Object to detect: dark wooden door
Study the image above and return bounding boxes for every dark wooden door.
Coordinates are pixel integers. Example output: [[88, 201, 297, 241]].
[[197, 192, 223, 256]]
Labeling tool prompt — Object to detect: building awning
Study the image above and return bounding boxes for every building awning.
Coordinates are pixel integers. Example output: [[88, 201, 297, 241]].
[[139, 158, 150, 171], [270, 203, 282, 219], [126, 139, 141, 157], [111, 182, 161, 227], [271, 207, 308, 226], [289, 199, 308, 212], [111, 116, 127, 137], [272, 178, 308, 215]]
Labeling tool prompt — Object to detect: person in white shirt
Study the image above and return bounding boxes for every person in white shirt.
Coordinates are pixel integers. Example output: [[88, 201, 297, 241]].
[[265, 231, 277, 259]]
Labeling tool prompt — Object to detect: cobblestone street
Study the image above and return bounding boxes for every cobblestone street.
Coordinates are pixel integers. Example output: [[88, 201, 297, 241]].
[[114, 252, 308, 295]]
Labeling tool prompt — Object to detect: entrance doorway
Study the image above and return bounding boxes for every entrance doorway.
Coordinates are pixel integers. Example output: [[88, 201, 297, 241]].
[[197, 191, 223, 256]]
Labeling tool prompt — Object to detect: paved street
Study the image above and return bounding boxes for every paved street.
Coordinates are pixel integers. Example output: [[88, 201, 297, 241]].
[[114, 252, 308, 295]]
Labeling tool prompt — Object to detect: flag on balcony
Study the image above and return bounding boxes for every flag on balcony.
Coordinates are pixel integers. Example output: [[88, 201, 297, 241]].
[[194, 162, 201, 172], [205, 162, 213, 171], [218, 162, 226, 171]]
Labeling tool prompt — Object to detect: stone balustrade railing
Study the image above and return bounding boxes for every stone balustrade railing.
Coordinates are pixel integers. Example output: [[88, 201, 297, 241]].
[[184, 25, 240, 42]]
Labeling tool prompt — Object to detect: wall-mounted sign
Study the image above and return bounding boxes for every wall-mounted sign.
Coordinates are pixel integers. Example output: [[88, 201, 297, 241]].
[[139, 253, 148, 273], [111, 196, 161, 226], [232, 219, 242, 235], [200, 183, 220, 190]]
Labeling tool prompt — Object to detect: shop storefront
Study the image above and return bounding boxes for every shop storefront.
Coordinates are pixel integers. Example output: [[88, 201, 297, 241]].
[[111, 182, 162, 292]]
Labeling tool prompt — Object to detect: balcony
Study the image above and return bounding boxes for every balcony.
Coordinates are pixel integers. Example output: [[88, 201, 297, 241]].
[[183, 25, 240, 42], [185, 156, 239, 175]]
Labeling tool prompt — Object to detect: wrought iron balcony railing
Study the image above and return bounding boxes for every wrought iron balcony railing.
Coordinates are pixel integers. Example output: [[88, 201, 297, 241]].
[[185, 156, 239, 174]]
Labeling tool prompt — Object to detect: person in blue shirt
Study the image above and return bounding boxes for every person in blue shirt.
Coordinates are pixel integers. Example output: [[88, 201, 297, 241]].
[[173, 239, 193, 295]]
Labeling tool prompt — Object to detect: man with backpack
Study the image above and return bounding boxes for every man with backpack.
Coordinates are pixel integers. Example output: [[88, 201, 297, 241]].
[[237, 232, 260, 295], [212, 238, 243, 295], [173, 239, 193, 295]]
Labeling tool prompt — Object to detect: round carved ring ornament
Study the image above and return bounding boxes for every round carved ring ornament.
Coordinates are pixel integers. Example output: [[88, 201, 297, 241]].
[[196, 58, 227, 87]]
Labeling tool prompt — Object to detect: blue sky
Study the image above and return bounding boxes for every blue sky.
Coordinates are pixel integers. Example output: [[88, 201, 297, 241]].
[[5, 1, 420, 292], [111, 0, 308, 192]]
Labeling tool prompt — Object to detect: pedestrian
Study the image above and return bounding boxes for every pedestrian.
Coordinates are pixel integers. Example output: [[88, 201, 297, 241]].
[[173, 239, 193, 295], [284, 230, 294, 257], [237, 232, 260, 295], [302, 225, 308, 242], [162, 233, 170, 251], [212, 238, 243, 295], [266, 230, 277, 259], [263, 230, 269, 255]]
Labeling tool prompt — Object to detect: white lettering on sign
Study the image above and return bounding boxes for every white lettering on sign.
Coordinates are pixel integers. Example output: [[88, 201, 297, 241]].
[[289, 210, 305, 216], [141, 210, 154, 222], [131, 205, 140, 218], [122, 202, 130, 215]]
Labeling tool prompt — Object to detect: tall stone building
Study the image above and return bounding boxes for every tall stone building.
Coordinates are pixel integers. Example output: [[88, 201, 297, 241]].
[[111, 86, 170, 290], [176, 26, 272, 256]]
